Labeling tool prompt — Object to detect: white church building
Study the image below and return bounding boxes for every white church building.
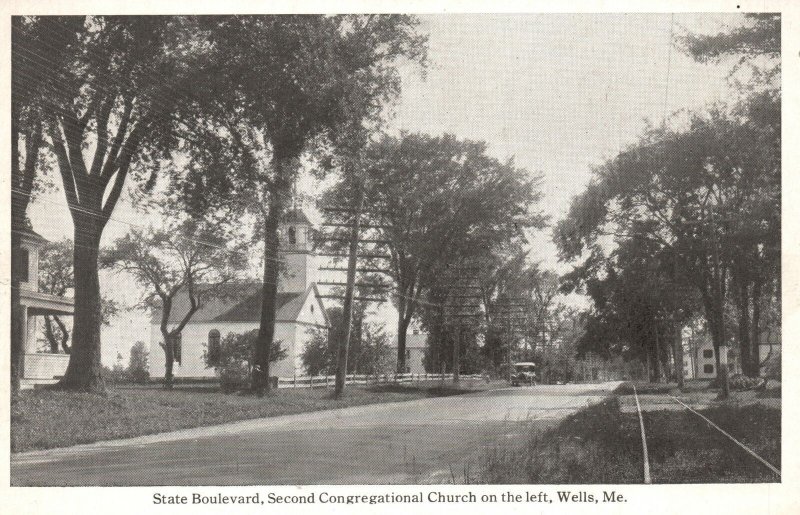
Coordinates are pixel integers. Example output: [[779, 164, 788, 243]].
[[149, 209, 329, 380]]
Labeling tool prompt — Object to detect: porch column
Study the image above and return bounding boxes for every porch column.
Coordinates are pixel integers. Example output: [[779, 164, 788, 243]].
[[24, 310, 37, 353]]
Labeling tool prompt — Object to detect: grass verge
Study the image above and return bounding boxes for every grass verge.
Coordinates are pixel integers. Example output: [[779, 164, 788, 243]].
[[481, 397, 780, 483], [11, 381, 489, 453]]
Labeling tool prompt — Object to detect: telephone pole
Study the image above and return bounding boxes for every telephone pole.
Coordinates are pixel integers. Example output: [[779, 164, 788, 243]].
[[318, 195, 392, 398], [490, 298, 528, 383], [441, 265, 483, 384]]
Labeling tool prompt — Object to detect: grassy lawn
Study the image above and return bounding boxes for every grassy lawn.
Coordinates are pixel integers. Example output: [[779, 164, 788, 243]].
[[481, 396, 780, 484], [11, 381, 491, 453]]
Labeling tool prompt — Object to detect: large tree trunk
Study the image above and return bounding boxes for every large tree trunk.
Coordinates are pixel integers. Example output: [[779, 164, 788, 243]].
[[452, 324, 460, 384], [252, 153, 291, 396], [706, 296, 730, 398], [673, 323, 684, 389], [652, 328, 662, 383], [396, 314, 412, 373], [56, 218, 105, 392], [735, 280, 756, 377], [162, 332, 176, 389], [750, 274, 763, 377]]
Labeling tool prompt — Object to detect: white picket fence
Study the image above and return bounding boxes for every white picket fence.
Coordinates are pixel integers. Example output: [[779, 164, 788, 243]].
[[277, 372, 487, 389]]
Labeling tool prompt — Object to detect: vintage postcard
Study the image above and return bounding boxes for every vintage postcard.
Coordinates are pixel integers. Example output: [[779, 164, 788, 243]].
[[2, 1, 797, 514]]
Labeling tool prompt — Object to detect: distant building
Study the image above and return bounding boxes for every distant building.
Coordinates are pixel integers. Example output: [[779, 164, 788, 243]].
[[682, 336, 717, 380], [682, 327, 781, 379], [390, 330, 427, 374], [149, 209, 329, 379]]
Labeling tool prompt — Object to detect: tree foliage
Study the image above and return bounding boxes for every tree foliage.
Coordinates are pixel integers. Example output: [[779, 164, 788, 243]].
[[22, 16, 208, 392], [102, 218, 246, 387], [127, 341, 150, 384], [172, 15, 427, 395], [324, 132, 546, 371], [302, 307, 394, 377], [679, 14, 779, 64], [555, 95, 779, 384], [37, 238, 119, 354], [204, 330, 287, 393]]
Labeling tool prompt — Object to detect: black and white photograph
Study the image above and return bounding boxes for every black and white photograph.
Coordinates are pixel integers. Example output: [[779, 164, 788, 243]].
[[4, 1, 795, 511]]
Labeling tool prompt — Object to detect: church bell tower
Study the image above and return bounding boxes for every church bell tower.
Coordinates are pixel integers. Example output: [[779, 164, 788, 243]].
[[277, 208, 317, 293]]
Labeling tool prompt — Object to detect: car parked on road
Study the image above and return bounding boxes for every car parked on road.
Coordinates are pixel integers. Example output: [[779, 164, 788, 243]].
[[510, 362, 537, 386]]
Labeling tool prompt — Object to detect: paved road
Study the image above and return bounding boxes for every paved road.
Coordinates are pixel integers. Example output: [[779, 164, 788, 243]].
[[11, 382, 620, 486]]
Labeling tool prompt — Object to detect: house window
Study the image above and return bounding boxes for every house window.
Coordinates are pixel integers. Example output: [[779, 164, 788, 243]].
[[12, 247, 29, 282], [208, 329, 221, 365], [703, 364, 714, 374], [703, 349, 714, 359], [288, 226, 296, 244]]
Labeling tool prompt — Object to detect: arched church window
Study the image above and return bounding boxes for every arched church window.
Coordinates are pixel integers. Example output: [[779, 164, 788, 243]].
[[208, 329, 221, 365], [288, 226, 296, 244]]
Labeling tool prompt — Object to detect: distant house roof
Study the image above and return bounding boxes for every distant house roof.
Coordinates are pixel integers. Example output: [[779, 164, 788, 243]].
[[14, 223, 48, 245], [390, 332, 427, 349], [283, 208, 311, 225], [152, 283, 304, 324]]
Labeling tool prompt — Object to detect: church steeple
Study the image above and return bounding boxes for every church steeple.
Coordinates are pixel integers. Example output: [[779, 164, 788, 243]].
[[277, 207, 317, 293]]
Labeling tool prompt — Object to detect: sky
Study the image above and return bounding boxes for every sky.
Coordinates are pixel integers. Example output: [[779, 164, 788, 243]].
[[25, 13, 745, 365], [392, 13, 735, 268]]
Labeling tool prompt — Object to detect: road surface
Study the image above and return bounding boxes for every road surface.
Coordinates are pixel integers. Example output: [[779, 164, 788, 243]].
[[11, 382, 620, 486]]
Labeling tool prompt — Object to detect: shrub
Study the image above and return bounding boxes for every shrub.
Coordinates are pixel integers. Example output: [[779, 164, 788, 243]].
[[128, 341, 150, 384], [728, 373, 764, 391], [102, 363, 129, 384], [762, 349, 781, 381], [204, 329, 286, 393], [218, 362, 250, 393]]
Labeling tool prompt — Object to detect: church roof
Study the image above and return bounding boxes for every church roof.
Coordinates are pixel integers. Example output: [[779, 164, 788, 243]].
[[283, 208, 311, 225], [152, 283, 305, 324]]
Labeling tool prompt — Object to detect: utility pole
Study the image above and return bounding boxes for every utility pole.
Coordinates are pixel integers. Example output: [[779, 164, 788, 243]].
[[442, 265, 483, 385], [490, 298, 528, 384], [335, 184, 364, 397], [318, 196, 392, 398]]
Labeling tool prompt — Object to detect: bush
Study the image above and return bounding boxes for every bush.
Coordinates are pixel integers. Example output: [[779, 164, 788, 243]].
[[128, 341, 150, 384], [728, 373, 765, 391], [762, 349, 781, 381], [218, 362, 250, 393], [102, 363, 129, 384], [204, 329, 286, 393]]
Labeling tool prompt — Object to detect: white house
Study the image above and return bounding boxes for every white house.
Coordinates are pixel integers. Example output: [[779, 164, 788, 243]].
[[13, 224, 75, 389], [682, 328, 781, 380], [149, 209, 329, 380], [390, 330, 427, 374]]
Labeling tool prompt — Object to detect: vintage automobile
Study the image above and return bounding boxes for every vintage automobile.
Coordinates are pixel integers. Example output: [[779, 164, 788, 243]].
[[510, 362, 537, 386]]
